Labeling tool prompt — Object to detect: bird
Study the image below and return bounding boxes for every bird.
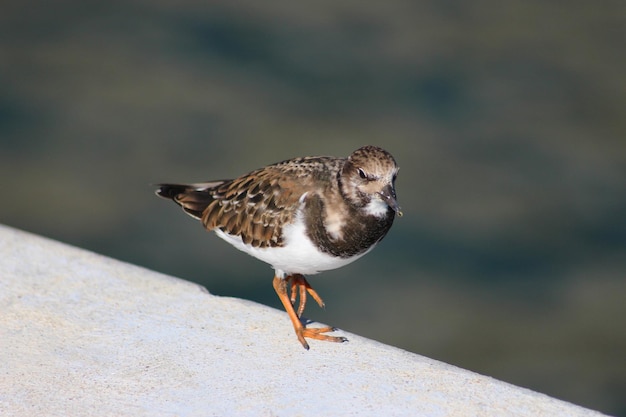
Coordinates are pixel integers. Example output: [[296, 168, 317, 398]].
[[155, 145, 401, 349]]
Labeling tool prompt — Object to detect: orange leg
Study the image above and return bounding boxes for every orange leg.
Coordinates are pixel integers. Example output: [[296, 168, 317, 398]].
[[273, 275, 347, 350], [288, 274, 325, 317]]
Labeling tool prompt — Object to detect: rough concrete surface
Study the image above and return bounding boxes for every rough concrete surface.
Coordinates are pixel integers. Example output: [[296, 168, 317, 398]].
[[0, 224, 607, 416]]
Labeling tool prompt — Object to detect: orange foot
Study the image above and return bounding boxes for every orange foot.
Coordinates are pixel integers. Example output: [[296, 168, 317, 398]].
[[273, 275, 348, 350], [288, 273, 325, 317]]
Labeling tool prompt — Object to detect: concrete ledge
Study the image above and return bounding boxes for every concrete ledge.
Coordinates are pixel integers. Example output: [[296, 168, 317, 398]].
[[0, 224, 606, 416]]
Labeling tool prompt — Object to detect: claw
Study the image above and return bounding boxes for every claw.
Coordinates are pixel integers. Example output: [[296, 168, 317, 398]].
[[274, 275, 347, 349]]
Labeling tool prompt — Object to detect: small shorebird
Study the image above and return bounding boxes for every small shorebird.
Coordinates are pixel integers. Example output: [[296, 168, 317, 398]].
[[156, 145, 401, 349]]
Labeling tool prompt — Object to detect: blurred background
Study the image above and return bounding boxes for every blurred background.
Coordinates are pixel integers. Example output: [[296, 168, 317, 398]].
[[1, 1, 624, 414]]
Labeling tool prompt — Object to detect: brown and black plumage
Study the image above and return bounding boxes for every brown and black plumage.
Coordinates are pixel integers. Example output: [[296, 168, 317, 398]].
[[156, 145, 401, 349]]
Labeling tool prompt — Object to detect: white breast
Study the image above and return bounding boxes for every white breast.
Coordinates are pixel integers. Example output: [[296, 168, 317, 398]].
[[213, 212, 373, 279]]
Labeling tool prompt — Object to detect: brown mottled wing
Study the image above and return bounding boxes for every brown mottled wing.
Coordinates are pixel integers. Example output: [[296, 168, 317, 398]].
[[156, 156, 343, 248], [201, 170, 300, 248], [201, 156, 342, 248]]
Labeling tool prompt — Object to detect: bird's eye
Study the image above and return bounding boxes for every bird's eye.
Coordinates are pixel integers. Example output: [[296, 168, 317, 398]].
[[358, 168, 367, 179]]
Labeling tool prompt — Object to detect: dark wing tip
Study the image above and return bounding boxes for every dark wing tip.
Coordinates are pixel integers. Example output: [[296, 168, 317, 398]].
[[154, 183, 219, 220], [155, 183, 186, 200]]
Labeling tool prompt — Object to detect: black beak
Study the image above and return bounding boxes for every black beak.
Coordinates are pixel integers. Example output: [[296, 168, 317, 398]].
[[379, 184, 402, 216]]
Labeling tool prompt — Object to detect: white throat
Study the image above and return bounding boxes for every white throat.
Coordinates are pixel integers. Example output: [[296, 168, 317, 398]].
[[363, 198, 389, 218]]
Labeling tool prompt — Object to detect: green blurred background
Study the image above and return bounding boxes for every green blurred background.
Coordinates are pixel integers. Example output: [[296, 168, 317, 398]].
[[1, 1, 624, 414]]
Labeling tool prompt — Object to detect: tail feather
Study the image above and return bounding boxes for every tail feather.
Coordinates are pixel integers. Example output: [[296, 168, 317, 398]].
[[155, 181, 227, 220]]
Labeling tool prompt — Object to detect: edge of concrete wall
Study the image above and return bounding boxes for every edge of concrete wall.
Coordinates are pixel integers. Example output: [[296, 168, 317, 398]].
[[0, 224, 608, 416]]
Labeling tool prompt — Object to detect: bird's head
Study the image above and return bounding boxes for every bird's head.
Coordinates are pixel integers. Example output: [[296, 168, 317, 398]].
[[340, 146, 402, 218]]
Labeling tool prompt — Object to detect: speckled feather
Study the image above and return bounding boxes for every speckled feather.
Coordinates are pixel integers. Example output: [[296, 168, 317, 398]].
[[156, 146, 400, 260], [156, 146, 400, 349]]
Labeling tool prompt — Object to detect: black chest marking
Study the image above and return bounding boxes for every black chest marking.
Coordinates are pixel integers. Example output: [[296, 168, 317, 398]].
[[303, 194, 395, 258]]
